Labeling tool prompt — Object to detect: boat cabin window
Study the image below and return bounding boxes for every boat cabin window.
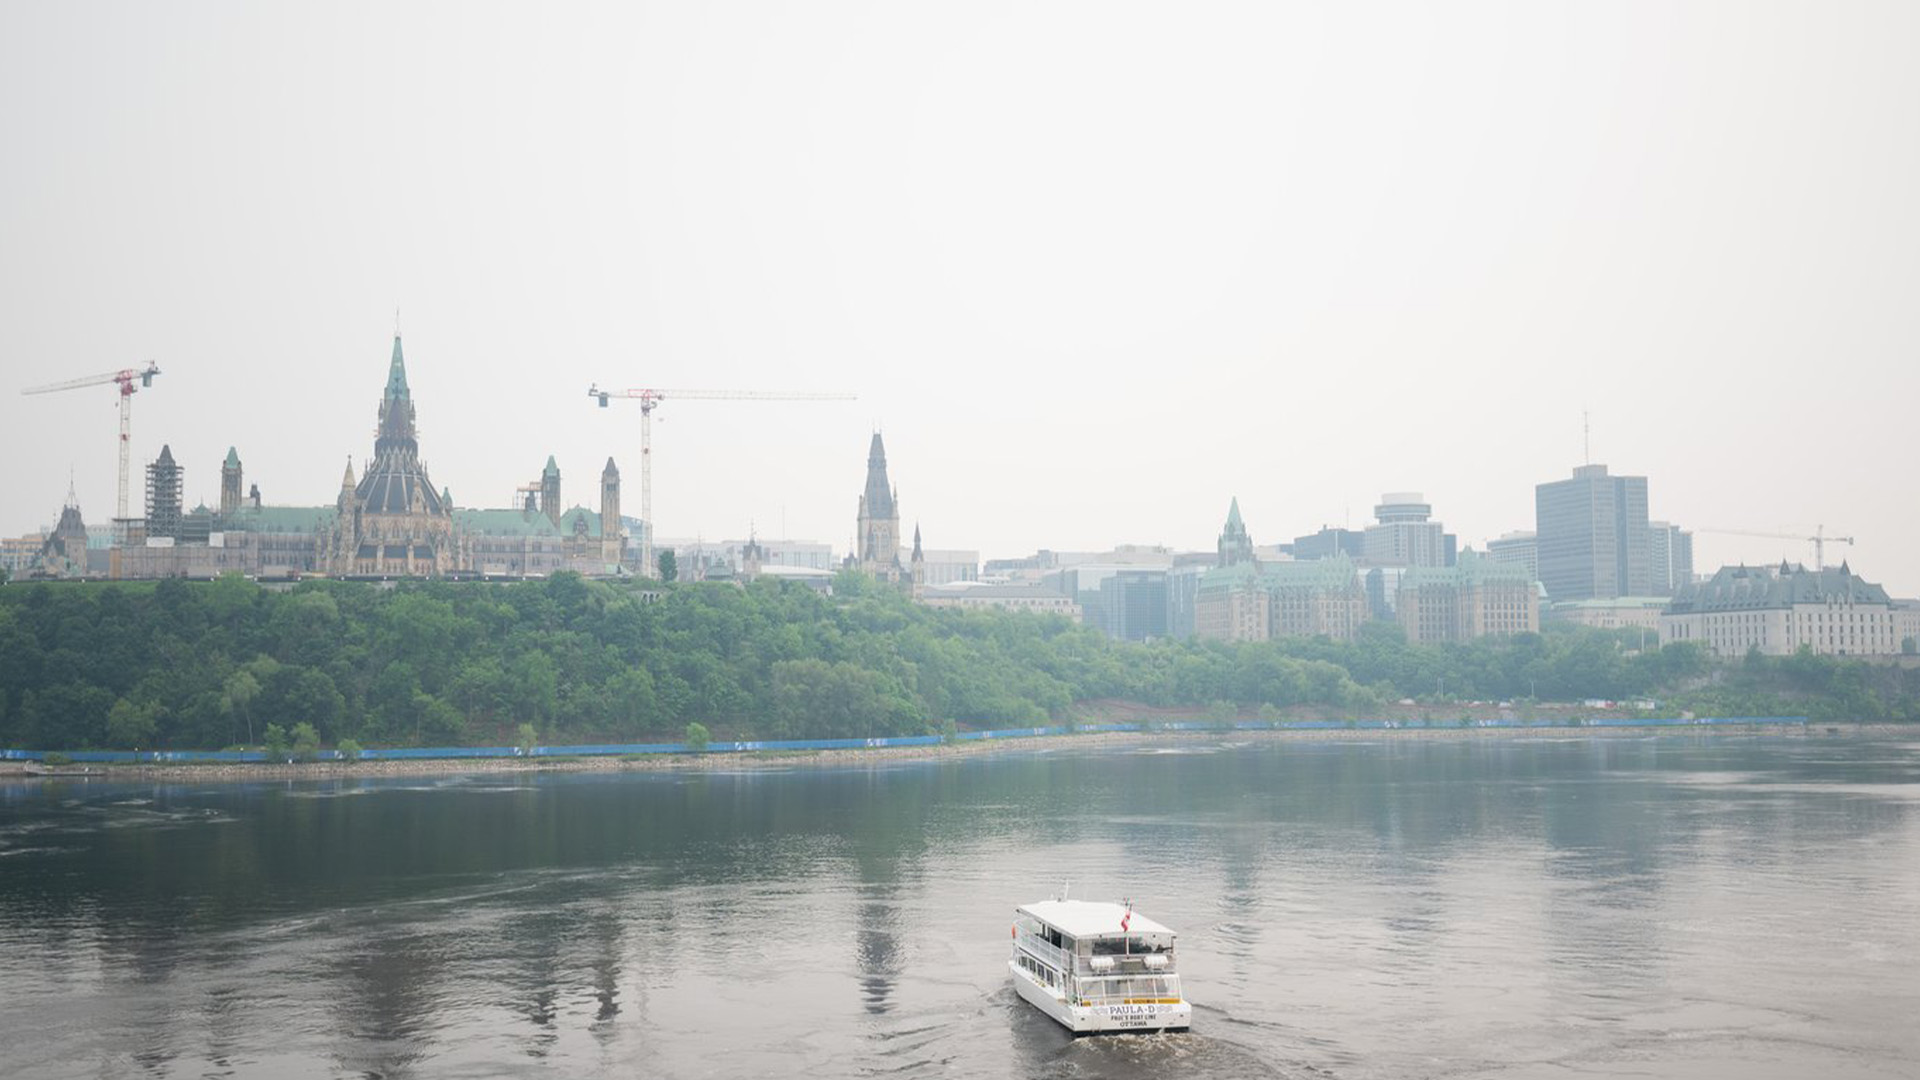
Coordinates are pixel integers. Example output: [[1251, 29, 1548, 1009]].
[[1090, 937, 1169, 955]]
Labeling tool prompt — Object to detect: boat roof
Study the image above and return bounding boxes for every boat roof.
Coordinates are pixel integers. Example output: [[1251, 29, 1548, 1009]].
[[1017, 900, 1175, 938]]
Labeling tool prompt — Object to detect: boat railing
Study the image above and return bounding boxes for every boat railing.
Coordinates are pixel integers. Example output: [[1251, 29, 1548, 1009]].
[[1014, 930, 1071, 973], [1016, 930, 1178, 981]]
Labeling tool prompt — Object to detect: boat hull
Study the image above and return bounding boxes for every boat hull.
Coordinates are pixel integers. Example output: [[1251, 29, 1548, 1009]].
[[1009, 962, 1191, 1035]]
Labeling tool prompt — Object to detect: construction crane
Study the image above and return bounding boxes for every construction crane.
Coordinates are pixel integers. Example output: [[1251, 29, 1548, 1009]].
[[21, 362, 162, 540], [1697, 524, 1856, 571], [588, 385, 856, 578]]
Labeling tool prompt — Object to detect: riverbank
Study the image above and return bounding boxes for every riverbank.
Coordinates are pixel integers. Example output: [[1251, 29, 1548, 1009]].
[[7, 720, 1907, 785]]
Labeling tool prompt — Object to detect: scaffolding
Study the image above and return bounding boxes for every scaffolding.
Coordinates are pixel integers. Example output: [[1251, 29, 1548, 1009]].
[[145, 445, 183, 540]]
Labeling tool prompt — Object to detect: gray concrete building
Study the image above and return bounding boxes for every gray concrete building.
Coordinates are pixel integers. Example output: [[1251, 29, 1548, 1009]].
[[1486, 530, 1538, 579], [1647, 521, 1695, 595], [1535, 464, 1650, 601], [1362, 492, 1452, 568]]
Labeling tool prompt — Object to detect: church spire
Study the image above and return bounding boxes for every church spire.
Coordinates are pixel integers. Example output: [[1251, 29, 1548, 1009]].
[[386, 333, 410, 401], [374, 335, 419, 458]]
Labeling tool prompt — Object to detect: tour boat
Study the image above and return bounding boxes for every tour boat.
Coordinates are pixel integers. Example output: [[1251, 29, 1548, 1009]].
[[1009, 898, 1192, 1034]]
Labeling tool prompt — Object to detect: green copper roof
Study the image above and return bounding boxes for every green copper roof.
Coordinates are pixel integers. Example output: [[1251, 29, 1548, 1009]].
[[454, 506, 609, 540], [543, 455, 559, 476], [219, 505, 337, 533], [224, 446, 240, 468], [1225, 497, 1244, 531], [557, 507, 606, 539], [1667, 562, 1891, 614], [453, 508, 563, 537], [386, 335, 410, 400], [1197, 554, 1360, 595]]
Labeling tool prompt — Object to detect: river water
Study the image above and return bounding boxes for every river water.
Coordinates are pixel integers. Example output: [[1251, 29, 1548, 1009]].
[[2, 734, 1918, 1079]]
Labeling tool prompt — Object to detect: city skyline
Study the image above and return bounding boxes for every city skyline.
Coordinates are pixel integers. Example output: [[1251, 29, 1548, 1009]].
[[3, 4, 1916, 592]]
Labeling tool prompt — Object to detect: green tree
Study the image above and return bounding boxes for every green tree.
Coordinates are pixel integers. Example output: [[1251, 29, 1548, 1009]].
[[657, 549, 678, 583], [106, 697, 159, 748], [684, 721, 710, 751], [263, 723, 291, 761], [221, 669, 261, 745], [337, 737, 363, 762], [606, 667, 660, 733], [290, 721, 321, 763], [516, 722, 539, 756]]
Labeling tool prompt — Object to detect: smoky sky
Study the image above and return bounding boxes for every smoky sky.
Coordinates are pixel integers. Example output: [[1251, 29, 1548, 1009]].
[[3, 2, 1916, 592]]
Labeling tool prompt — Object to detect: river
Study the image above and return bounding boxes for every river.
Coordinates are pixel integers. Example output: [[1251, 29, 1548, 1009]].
[[2, 734, 1917, 1078]]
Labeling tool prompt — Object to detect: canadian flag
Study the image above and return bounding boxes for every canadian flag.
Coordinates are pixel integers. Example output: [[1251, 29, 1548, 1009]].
[[1120, 904, 1131, 933]]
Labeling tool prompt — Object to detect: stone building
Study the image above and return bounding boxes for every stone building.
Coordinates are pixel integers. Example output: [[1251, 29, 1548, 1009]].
[[854, 432, 904, 582], [1395, 550, 1540, 644], [921, 583, 1083, 621], [1661, 562, 1903, 657], [108, 334, 630, 580], [328, 334, 455, 575], [1193, 557, 1369, 643]]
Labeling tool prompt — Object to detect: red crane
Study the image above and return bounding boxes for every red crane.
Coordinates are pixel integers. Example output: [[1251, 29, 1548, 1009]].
[[21, 362, 162, 540]]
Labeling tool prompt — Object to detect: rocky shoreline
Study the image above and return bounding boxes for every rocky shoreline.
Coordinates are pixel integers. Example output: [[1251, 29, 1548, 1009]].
[[5, 720, 1903, 785]]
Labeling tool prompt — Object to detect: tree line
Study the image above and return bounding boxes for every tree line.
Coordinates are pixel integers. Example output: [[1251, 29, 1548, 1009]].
[[1, 571, 1914, 751]]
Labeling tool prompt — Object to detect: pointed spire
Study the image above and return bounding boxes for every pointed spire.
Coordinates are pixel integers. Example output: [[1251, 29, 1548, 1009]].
[[224, 446, 241, 469], [156, 444, 176, 466], [65, 469, 79, 510], [386, 334, 410, 401], [1226, 496, 1244, 531], [862, 433, 895, 518], [544, 455, 560, 477], [602, 456, 618, 478], [340, 456, 356, 489], [912, 523, 923, 560]]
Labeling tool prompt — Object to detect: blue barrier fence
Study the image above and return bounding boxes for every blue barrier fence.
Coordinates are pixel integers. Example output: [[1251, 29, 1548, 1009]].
[[0, 715, 1811, 765]]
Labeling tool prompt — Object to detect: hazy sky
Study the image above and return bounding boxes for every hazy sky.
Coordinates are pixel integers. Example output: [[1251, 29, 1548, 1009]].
[[3, 2, 1916, 591]]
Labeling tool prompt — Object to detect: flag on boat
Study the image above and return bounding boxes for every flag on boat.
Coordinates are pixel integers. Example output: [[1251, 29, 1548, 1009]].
[[1120, 903, 1131, 933]]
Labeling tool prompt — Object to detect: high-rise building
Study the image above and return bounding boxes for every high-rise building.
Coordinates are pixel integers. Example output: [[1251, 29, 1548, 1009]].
[[1485, 530, 1538, 579], [1362, 492, 1450, 568], [1646, 521, 1694, 595], [1098, 569, 1170, 641], [1292, 526, 1365, 561], [855, 433, 903, 582], [1534, 464, 1650, 601]]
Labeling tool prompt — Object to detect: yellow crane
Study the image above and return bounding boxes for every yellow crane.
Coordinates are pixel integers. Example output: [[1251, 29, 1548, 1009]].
[[21, 362, 162, 540], [1696, 524, 1855, 571], [588, 385, 856, 577]]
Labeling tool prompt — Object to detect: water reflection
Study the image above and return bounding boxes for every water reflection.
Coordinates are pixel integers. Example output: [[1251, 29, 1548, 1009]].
[[2, 736, 1917, 1079]]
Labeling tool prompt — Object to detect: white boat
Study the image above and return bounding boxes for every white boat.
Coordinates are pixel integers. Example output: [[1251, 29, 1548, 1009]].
[[1009, 898, 1192, 1034]]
